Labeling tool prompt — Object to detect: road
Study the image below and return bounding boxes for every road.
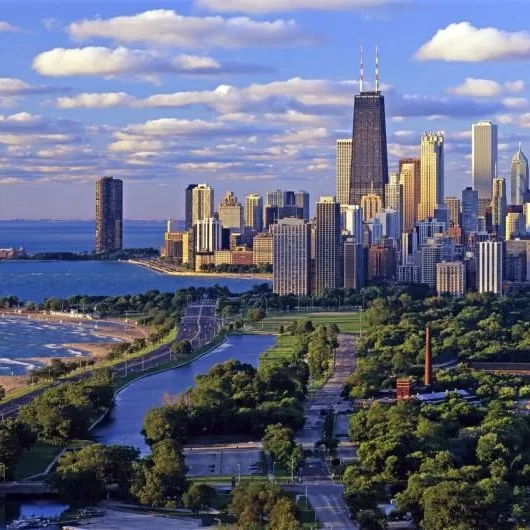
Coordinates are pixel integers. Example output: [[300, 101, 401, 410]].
[[0, 301, 222, 419], [295, 334, 358, 530]]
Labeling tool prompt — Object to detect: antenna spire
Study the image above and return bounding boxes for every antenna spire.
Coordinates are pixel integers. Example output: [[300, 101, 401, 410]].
[[360, 45, 364, 93], [375, 44, 379, 92]]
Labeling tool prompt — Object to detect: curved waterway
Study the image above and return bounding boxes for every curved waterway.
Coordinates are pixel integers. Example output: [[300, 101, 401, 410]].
[[93, 334, 276, 454]]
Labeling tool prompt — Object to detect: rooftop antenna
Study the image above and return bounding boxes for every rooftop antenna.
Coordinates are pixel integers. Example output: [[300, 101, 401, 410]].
[[375, 44, 379, 92], [360, 45, 364, 93]]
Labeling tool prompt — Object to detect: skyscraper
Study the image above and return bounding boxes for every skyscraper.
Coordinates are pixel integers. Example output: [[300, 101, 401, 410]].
[[418, 132, 444, 222], [472, 121, 498, 216], [444, 197, 461, 227], [343, 237, 365, 290], [295, 191, 310, 220], [343, 205, 363, 245], [185, 184, 198, 229], [360, 190, 383, 221], [95, 176, 123, 253], [436, 262, 466, 297], [272, 218, 312, 296], [399, 158, 421, 233], [336, 139, 352, 205], [385, 173, 403, 235], [478, 241, 503, 295], [195, 218, 223, 253], [192, 184, 214, 225], [461, 186, 479, 236], [506, 210, 525, 240], [266, 189, 285, 207], [350, 50, 388, 205], [511, 143, 529, 205], [492, 178, 507, 239], [245, 193, 263, 232], [218, 191, 243, 230], [315, 197, 342, 294]]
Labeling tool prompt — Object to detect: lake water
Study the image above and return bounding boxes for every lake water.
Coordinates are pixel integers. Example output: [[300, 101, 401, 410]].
[[94, 334, 276, 455], [0, 220, 172, 253], [0, 318, 119, 374], [0, 261, 270, 302]]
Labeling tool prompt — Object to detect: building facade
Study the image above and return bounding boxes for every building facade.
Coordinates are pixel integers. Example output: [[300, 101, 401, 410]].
[[336, 138, 352, 205], [399, 158, 421, 233], [192, 184, 214, 225], [492, 178, 507, 239], [95, 176, 123, 253], [350, 90, 388, 205], [272, 218, 312, 296], [478, 241, 504, 295], [295, 190, 310, 220], [245, 193, 263, 232], [472, 121, 498, 216], [436, 261, 466, 297], [360, 191, 383, 221], [444, 197, 461, 228], [343, 238, 366, 290], [418, 132, 444, 222], [511, 143, 529, 206], [315, 197, 342, 294], [253, 233, 273, 265], [462, 186, 479, 236], [218, 191, 243, 230], [185, 184, 198, 229], [194, 218, 223, 253]]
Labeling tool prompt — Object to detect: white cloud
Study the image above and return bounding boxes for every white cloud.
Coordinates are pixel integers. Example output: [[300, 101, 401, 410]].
[[416, 22, 530, 62], [0, 21, 19, 32], [57, 92, 136, 109], [69, 9, 316, 48], [122, 118, 228, 137], [503, 97, 528, 110], [447, 78, 501, 97], [177, 162, 243, 171], [108, 137, 165, 153], [270, 127, 328, 144], [196, 0, 392, 14], [505, 80, 526, 93], [33, 46, 262, 79]]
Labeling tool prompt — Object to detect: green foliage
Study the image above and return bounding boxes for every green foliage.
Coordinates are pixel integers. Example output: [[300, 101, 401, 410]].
[[183, 483, 217, 513], [263, 423, 304, 474], [0, 419, 36, 479]]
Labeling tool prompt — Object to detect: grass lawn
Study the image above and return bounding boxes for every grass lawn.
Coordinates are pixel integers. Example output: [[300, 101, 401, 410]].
[[13, 441, 61, 480], [259, 334, 300, 369], [256, 311, 364, 334]]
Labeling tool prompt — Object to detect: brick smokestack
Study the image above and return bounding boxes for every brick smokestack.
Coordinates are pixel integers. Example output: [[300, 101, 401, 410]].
[[424, 326, 432, 386]]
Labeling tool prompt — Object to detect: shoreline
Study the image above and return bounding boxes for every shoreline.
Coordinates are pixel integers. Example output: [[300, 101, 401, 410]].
[[128, 259, 273, 280]]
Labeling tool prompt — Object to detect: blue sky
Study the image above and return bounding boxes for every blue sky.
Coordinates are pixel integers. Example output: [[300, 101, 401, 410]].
[[0, 0, 528, 219]]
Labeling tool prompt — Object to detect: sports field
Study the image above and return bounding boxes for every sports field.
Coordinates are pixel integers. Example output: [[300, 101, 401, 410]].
[[254, 311, 364, 334]]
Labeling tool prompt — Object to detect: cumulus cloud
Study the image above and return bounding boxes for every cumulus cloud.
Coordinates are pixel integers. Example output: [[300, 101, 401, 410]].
[[57, 92, 136, 109], [416, 22, 530, 62], [196, 0, 392, 13], [177, 162, 243, 170], [503, 97, 528, 110], [68, 9, 317, 48], [270, 127, 329, 144], [0, 21, 19, 32], [123, 118, 228, 137], [505, 80, 526, 93], [448, 78, 502, 97], [33, 46, 270, 79]]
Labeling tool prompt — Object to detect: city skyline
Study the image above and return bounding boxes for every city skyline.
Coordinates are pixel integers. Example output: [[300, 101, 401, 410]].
[[0, 3, 528, 218]]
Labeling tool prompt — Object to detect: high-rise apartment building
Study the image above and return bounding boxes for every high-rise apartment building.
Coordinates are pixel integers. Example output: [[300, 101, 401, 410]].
[[95, 176, 123, 253], [272, 218, 311, 296], [385, 173, 403, 235], [505, 210, 525, 240], [295, 191, 310, 220], [192, 184, 214, 225], [343, 237, 365, 290], [195, 218, 223, 253], [418, 132, 444, 221], [336, 139, 352, 205], [478, 241, 504, 295], [218, 191, 243, 230], [360, 191, 383, 221], [245, 193, 263, 232], [315, 197, 342, 294], [185, 184, 198, 229], [343, 205, 363, 245], [492, 178, 508, 239], [444, 197, 461, 227], [462, 186, 479, 236], [266, 189, 285, 207], [472, 121, 498, 216], [253, 232, 273, 266], [436, 261, 466, 297], [511, 143, 529, 205], [399, 158, 421, 233], [350, 85, 388, 205]]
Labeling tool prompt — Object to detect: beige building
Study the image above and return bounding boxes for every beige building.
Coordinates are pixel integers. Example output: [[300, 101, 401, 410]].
[[192, 183, 214, 225], [360, 191, 382, 222], [253, 233, 273, 265], [336, 139, 352, 206], [436, 261, 466, 297], [163, 231, 189, 263], [245, 193, 263, 232], [195, 252, 215, 271], [506, 211, 525, 240], [399, 158, 421, 233], [418, 132, 444, 221], [444, 197, 461, 227], [218, 191, 243, 230]]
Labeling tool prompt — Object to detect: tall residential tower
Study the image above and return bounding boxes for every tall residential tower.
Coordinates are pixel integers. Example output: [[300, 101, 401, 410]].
[[336, 138, 352, 205], [472, 121, 498, 216], [95, 176, 123, 253], [418, 132, 444, 222]]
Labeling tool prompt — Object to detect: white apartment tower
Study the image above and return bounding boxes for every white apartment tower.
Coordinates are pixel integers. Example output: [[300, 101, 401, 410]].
[[418, 132, 444, 222], [478, 241, 504, 295], [472, 121, 498, 216], [336, 139, 353, 205]]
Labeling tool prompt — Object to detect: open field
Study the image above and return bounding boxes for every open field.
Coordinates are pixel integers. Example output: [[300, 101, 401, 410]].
[[255, 311, 364, 334], [13, 441, 61, 480], [259, 334, 300, 368]]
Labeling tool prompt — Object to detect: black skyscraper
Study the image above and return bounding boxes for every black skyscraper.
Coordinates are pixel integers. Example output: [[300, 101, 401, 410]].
[[185, 184, 198, 229], [350, 90, 388, 206], [95, 176, 123, 253]]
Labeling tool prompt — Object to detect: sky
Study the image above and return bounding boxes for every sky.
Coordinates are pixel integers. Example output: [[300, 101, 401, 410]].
[[0, 0, 528, 219]]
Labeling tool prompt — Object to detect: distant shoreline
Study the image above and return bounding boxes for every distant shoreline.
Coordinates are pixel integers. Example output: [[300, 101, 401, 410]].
[[128, 259, 273, 281]]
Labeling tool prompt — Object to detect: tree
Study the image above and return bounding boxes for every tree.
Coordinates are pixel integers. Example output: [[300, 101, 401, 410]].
[[183, 483, 216, 513], [230, 481, 285, 527], [263, 423, 303, 473], [0, 385, 5, 401], [50, 469, 105, 507], [143, 402, 189, 446], [356, 509, 388, 530], [171, 340, 192, 355], [0, 419, 35, 478], [268, 497, 303, 530]]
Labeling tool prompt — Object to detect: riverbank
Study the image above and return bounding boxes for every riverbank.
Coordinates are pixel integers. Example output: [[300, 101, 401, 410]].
[[129, 259, 272, 280]]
